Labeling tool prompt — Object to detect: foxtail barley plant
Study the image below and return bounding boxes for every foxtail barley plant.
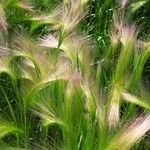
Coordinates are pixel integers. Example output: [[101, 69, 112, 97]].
[[0, 0, 150, 149]]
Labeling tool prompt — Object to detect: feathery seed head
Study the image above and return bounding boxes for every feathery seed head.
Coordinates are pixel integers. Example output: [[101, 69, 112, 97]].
[[108, 102, 120, 129], [108, 86, 121, 129], [120, 25, 137, 46], [0, 4, 7, 31], [33, 102, 65, 128], [107, 115, 150, 150], [110, 14, 123, 46], [120, 0, 129, 9], [70, 70, 81, 85], [17, 0, 34, 12], [39, 35, 59, 48]]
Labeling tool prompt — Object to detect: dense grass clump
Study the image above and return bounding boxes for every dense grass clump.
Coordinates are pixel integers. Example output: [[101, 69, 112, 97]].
[[0, 0, 150, 149]]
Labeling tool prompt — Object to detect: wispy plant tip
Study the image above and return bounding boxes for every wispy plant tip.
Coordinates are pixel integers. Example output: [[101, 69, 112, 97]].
[[107, 115, 150, 150]]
